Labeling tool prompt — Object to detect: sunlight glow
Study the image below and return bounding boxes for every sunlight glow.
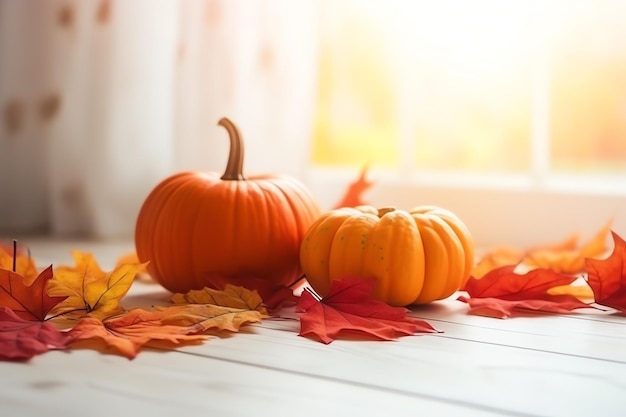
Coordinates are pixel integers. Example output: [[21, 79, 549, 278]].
[[312, 0, 626, 174]]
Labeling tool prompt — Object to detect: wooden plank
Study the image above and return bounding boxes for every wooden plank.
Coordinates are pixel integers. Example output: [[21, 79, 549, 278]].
[[1, 348, 514, 417], [408, 310, 626, 364], [185, 319, 626, 417]]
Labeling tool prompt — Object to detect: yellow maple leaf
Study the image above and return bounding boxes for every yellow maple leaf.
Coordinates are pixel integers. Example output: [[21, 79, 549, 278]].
[[170, 284, 268, 315], [48, 251, 144, 320], [115, 251, 153, 283], [114, 251, 145, 270]]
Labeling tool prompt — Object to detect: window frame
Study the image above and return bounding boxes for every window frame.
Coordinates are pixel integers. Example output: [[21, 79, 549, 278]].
[[306, 168, 626, 249]]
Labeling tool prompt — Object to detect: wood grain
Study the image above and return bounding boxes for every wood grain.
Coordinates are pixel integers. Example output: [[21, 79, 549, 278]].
[[1, 239, 625, 417]]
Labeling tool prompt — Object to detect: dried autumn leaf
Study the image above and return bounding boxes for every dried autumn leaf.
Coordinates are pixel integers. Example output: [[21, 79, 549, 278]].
[[69, 311, 208, 360], [333, 164, 373, 209], [524, 222, 611, 274], [473, 222, 611, 279], [296, 277, 438, 344], [171, 284, 268, 315], [0, 265, 67, 321], [471, 246, 523, 279], [203, 274, 300, 311], [154, 304, 267, 332], [459, 266, 593, 318], [115, 251, 145, 270], [48, 251, 144, 320], [70, 304, 264, 359], [585, 231, 626, 313], [0, 307, 74, 361], [115, 252, 152, 282]]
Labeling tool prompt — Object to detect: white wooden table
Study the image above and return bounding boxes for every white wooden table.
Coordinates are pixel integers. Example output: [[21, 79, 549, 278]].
[[1, 239, 625, 417]]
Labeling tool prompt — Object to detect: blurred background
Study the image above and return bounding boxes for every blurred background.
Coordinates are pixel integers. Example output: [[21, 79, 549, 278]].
[[1, 0, 625, 248]]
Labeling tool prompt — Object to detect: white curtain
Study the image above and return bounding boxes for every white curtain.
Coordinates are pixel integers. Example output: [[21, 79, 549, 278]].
[[0, 0, 319, 239]]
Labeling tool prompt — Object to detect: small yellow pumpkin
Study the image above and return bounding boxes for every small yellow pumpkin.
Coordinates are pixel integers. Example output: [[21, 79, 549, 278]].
[[299, 205, 475, 306]]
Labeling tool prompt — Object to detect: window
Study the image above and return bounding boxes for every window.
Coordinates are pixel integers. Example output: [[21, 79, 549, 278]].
[[308, 0, 626, 247]]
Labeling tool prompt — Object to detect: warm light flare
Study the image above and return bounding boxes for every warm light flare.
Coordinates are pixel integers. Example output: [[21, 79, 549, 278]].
[[313, 0, 626, 174]]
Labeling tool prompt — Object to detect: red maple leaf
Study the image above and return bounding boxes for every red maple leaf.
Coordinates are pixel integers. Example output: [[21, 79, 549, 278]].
[[457, 295, 595, 319], [585, 231, 626, 313], [458, 265, 593, 318], [0, 265, 68, 321], [203, 274, 300, 311], [0, 307, 74, 361], [296, 277, 439, 344], [333, 165, 373, 209]]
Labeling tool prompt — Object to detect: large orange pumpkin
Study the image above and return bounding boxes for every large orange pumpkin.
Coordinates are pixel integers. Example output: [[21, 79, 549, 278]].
[[135, 118, 322, 293], [299, 205, 475, 306]]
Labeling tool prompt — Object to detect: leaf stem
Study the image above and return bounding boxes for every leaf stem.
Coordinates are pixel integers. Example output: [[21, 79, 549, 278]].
[[304, 287, 322, 302], [12, 239, 17, 272], [45, 308, 89, 322]]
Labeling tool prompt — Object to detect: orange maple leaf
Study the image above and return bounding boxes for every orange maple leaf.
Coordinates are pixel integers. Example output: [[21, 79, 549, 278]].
[[0, 265, 67, 321], [524, 221, 612, 274], [69, 310, 208, 359], [472, 221, 612, 279], [69, 304, 264, 359], [471, 246, 524, 279], [48, 251, 145, 320]]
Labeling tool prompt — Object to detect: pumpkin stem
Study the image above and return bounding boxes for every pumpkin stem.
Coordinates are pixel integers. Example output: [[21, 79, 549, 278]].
[[218, 117, 246, 181], [377, 206, 396, 217]]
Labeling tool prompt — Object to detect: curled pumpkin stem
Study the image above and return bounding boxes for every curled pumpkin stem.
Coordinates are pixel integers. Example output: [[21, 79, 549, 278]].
[[218, 117, 246, 181]]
